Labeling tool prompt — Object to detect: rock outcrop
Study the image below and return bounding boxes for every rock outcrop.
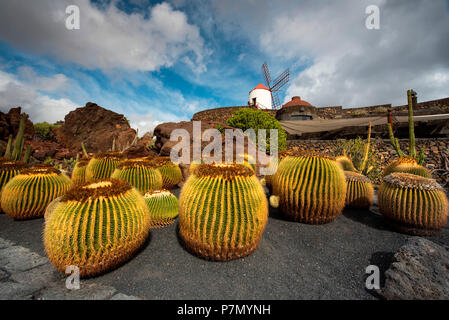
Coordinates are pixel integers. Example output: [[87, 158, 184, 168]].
[[380, 237, 449, 300], [55, 102, 137, 153], [0, 107, 34, 141]]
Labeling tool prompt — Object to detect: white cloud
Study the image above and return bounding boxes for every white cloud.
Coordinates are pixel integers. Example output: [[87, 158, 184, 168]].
[[0, 1, 208, 73], [0, 69, 78, 123]]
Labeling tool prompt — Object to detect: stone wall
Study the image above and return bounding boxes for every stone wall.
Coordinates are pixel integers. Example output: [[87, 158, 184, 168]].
[[287, 138, 449, 186], [191, 106, 276, 124]]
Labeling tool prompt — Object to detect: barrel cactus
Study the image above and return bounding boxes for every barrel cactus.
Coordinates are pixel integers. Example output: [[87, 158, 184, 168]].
[[270, 151, 346, 224], [71, 159, 89, 185], [144, 189, 178, 228], [383, 157, 431, 178], [344, 171, 374, 209], [44, 178, 151, 277], [265, 150, 292, 192], [0, 160, 28, 195], [1, 164, 73, 220], [378, 173, 448, 235], [85, 152, 125, 182], [179, 163, 268, 261], [336, 155, 356, 172], [111, 159, 163, 194], [151, 157, 182, 189]]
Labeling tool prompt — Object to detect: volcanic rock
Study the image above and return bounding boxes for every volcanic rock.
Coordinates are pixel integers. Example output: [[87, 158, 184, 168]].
[[0, 107, 35, 141], [55, 102, 137, 153]]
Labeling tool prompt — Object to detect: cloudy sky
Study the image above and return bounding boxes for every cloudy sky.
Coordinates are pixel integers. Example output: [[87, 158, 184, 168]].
[[0, 0, 448, 133]]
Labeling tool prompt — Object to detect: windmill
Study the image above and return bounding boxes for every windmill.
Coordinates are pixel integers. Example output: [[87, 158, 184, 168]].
[[261, 62, 290, 109]]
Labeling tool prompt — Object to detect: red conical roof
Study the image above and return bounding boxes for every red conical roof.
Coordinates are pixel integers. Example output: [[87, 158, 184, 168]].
[[251, 83, 270, 91], [282, 96, 312, 107]]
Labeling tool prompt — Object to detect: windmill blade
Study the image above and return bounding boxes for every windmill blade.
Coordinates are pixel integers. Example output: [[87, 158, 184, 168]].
[[261, 62, 271, 87], [271, 68, 290, 92], [271, 92, 281, 109]]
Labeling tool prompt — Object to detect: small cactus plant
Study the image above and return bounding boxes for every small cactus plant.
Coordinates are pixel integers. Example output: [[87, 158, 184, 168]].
[[85, 152, 126, 182], [71, 158, 90, 185], [336, 155, 356, 172], [44, 178, 151, 278], [144, 189, 178, 228], [179, 163, 268, 261], [1, 164, 73, 220], [344, 171, 374, 209], [378, 173, 448, 235], [382, 157, 431, 178], [150, 157, 182, 189], [270, 151, 346, 224], [111, 159, 163, 194]]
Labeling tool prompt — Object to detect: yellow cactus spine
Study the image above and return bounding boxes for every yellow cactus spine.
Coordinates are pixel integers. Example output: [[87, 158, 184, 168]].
[[144, 189, 179, 228], [111, 159, 163, 194], [271, 151, 347, 224], [85, 152, 126, 182], [44, 179, 151, 278], [151, 157, 182, 189], [1, 164, 73, 220], [71, 159, 90, 185], [344, 171, 374, 209], [383, 157, 431, 178], [378, 173, 448, 235], [179, 164, 268, 261]]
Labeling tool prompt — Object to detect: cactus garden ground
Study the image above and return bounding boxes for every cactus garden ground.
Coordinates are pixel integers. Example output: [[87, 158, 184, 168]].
[[1, 188, 448, 300]]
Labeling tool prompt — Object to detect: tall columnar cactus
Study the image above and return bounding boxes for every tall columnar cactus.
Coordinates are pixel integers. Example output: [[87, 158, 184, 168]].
[[4, 114, 31, 163], [179, 163, 268, 261], [270, 151, 347, 224], [150, 157, 182, 189], [111, 159, 163, 194], [71, 158, 90, 185], [382, 157, 431, 178], [344, 171, 374, 209], [1, 164, 73, 220], [44, 179, 151, 277], [144, 189, 179, 228], [388, 90, 425, 164], [378, 173, 448, 235], [85, 152, 126, 182]]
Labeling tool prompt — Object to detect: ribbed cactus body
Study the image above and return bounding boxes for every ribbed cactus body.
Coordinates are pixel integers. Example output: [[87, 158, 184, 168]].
[[86, 152, 125, 182], [344, 171, 374, 209], [44, 179, 151, 277], [383, 157, 431, 178], [264, 150, 292, 192], [378, 173, 448, 235], [336, 156, 356, 172], [151, 157, 182, 189], [111, 160, 163, 194], [179, 164, 268, 261], [272, 152, 347, 224], [144, 189, 178, 228], [0, 161, 27, 193], [71, 159, 89, 185], [1, 165, 73, 220]]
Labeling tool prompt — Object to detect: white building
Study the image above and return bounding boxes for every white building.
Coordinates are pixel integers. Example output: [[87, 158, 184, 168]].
[[248, 83, 272, 109]]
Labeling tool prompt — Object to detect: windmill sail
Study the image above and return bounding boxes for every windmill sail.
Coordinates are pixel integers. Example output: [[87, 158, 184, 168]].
[[260, 62, 290, 110]]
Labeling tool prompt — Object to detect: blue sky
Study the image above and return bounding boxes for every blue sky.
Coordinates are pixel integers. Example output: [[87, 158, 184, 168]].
[[0, 0, 448, 133]]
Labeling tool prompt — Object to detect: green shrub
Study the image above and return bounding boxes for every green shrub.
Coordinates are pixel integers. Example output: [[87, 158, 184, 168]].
[[373, 107, 388, 114], [227, 108, 287, 152], [34, 122, 61, 138], [334, 137, 381, 183]]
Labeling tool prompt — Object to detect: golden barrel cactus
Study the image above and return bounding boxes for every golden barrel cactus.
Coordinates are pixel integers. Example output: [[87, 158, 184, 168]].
[[85, 152, 125, 182], [144, 189, 179, 228], [383, 157, 431, 178], [1, 164, 73, 220], [44, 179, 151, 278], [111, 159, 163, 194], [336, 155, 356, 172], [265, 150, 292, 192], [71, 159, 89, 185], [179, 164, 268, 261], [0, 160, 28, 195], [151, 157, 182, 189], [378, 173, 448, 235], [271, 151, 346, 224], [344, 171, 374, 209]]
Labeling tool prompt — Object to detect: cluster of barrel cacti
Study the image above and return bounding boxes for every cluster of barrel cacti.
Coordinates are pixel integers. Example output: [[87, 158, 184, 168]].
[[85, 151, 126, 182]]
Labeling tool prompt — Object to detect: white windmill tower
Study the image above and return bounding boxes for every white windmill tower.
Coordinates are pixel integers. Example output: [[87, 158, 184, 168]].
[[248, 62, 290, 110]]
